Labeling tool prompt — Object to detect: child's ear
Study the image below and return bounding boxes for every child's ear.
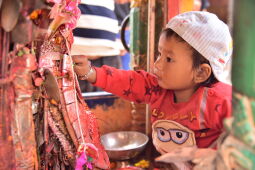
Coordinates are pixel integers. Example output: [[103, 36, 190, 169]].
[[194, 63, 212, 83]]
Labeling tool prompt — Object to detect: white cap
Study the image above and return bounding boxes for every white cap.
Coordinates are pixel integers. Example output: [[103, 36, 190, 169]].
[[166, 11, 233, 85]]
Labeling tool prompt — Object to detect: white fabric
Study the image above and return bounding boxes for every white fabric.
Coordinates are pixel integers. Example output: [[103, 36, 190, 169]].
[[80, 0, 114, 10], [72, 37, 121, 56], [77, 15, 119, 33], [72, 0, 120, 56], [167, 11, 233, 85]]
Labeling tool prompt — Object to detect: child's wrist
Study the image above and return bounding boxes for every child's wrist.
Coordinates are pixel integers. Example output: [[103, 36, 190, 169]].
[[78, 63, 94, 80]]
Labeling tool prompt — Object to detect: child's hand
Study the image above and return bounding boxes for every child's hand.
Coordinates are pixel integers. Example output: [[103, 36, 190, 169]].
[[72, 55, 90, 76], [72, 55, 96, 83]]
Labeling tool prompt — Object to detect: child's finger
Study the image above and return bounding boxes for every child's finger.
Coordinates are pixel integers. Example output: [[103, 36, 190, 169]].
[[73, 65, 85, 76]]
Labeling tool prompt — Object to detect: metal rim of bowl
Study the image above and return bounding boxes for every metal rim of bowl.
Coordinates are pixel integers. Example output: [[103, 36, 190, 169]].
[[101, 131, 149, 151]]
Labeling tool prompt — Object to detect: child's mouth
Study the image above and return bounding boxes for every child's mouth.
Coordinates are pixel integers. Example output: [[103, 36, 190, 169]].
[[152, 69, 162, 81], [154, 73, 161, 80]]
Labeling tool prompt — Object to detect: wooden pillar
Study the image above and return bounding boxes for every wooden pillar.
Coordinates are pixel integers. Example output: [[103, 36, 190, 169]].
[[129, 0, 166, 134], [224, 0, 255, 168], [0, 29, 16, 170]]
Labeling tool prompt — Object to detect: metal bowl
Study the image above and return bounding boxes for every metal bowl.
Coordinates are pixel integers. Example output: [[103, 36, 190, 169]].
[[101, 131, 149, 160]]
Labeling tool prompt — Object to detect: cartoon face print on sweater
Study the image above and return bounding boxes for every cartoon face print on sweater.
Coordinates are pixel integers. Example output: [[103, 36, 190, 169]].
[[152, 120, 196, 155]]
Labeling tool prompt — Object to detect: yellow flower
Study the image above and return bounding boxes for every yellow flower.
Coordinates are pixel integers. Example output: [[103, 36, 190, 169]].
[[134, 159, 150, 168], [30, 9, 40, 20]]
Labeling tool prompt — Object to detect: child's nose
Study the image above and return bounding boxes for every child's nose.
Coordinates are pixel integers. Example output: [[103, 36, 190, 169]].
[[154, 57, 162, 70]]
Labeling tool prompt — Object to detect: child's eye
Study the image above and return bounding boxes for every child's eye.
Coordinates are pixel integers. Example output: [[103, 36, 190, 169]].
[[166, 57, 172, 62]]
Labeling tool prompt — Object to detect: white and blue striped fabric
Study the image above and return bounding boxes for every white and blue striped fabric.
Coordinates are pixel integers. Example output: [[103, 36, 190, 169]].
[[72, 0, 121, 57]]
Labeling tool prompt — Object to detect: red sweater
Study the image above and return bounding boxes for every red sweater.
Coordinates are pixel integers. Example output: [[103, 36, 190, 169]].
[[94, 66, 232, 148]]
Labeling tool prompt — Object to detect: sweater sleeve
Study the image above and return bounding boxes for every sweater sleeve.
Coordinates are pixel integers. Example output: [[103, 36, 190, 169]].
[[205, 83, 232, 130], [213, 97, 232, 130], [93, 65, 161, 104]]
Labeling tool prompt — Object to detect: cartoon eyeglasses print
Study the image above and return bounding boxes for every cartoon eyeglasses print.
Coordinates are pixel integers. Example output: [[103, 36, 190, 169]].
[[156, 127, 189, 144]]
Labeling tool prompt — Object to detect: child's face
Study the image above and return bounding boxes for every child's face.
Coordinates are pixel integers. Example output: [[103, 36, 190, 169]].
[[154, 34, 196, 90]]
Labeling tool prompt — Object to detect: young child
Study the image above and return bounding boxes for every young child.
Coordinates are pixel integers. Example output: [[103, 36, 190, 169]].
[[72, 11, 232, 150]]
